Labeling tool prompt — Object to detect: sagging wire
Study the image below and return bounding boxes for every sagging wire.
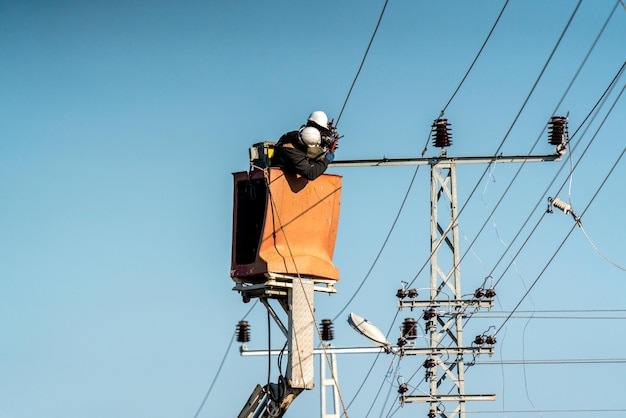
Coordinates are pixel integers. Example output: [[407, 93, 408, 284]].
[[545, 86, 626, 274], [462, 60, 625, 414], [579, 224, 626, 272], [378, 359, 404, 418], [521, 309, 543, 418], [361, 352, 400, 418], [549, 187, 626, 272], [491, 80, 625, 331], [495, 147, 625, 336]]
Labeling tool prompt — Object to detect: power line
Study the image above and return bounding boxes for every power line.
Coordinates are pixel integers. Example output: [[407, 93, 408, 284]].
[[469, 314, 626, 320], [333, 0, 513, 322]]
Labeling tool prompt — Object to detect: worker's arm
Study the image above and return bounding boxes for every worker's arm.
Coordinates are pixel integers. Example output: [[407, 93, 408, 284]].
[[277, 146, 330, 181]]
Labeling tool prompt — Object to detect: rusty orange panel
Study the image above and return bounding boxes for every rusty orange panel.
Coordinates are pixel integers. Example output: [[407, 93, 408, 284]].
[[231, 168, 342, 281]]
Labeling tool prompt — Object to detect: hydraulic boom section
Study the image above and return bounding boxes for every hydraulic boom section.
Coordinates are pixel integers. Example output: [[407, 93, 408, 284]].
[[239, 381, 303, 418]]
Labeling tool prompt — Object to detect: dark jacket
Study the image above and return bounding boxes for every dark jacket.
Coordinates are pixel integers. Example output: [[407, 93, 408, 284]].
[[272, 131, 330, 181]]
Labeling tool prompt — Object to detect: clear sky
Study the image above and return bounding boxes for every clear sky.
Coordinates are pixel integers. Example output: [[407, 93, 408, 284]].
[[1, 1, 625, 417]]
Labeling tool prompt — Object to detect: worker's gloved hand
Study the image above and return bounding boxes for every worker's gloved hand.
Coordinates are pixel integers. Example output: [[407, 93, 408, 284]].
[[325, 151, 335, 162]]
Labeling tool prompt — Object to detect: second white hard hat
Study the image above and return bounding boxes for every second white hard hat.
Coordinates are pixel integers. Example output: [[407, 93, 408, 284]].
[[307, 111, 328, 130], [298, 126, 322, 147]]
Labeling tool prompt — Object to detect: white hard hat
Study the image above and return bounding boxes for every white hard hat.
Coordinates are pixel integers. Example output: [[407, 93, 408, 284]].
[[298, 126, 321, 147], [307, 111, 329, 130]]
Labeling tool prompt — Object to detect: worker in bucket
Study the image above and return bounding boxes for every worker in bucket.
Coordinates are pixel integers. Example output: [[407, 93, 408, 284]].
[[272, 111, 338, 181]]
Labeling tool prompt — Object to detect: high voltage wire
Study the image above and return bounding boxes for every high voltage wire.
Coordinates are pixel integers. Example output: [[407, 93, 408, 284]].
[[216, 3, 393, 416], [331, 0, 395, 322], [474, 358, 626, 365], [454, 61, 626, 335]]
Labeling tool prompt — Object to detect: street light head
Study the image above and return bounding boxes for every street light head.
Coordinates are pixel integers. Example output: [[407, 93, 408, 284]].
[[348, 312, 391, 349]]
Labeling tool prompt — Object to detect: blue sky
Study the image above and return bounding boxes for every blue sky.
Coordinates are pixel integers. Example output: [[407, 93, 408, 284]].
[[1, 1, 625, 417]]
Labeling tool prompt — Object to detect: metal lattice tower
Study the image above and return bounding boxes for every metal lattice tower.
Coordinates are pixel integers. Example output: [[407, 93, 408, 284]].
[[398, 161, 496, 417]]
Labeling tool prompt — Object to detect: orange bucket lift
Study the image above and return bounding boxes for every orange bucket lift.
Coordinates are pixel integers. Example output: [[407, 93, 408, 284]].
[[231, 167, 342, 297]]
